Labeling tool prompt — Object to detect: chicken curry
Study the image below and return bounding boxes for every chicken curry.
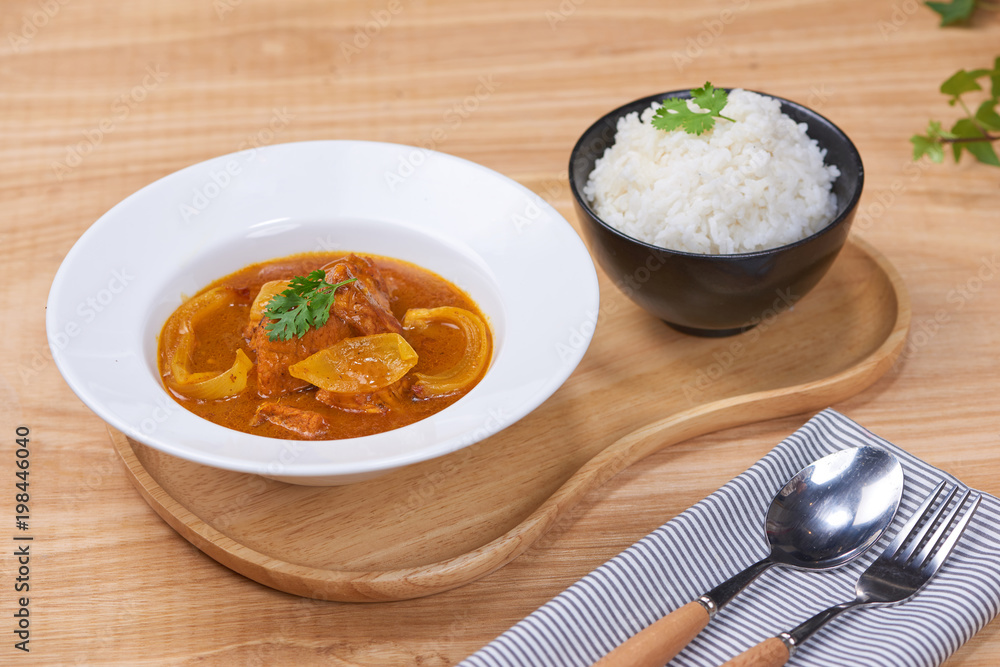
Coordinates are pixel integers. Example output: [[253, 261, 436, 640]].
[[158, 252, 492, 440]]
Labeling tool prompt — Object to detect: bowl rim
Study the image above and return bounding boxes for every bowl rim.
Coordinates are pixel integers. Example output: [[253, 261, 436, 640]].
[[568, 88, 865, 260], [47, 139, 601, 480]]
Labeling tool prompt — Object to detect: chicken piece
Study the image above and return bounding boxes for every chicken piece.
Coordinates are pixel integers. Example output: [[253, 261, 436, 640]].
[[326, 255, 403, 336], [251, 403, 330, 439], [248, 318, 354, 397], [245, 255, 402, 398], [315, 382, 408, 414]]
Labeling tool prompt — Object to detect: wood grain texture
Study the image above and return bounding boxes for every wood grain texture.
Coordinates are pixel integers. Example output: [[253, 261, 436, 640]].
[[722, 637, 791, 667], [108, 239, 908, 602], [2, 0, 999, 664], [593, 600, 711, 667]]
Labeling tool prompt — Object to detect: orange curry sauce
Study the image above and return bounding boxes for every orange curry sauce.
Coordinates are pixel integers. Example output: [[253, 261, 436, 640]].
[[157, 252, 491, 440]]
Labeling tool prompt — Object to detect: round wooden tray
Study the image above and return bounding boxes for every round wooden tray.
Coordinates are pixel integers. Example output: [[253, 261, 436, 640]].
[[111, 236, 910, 602]]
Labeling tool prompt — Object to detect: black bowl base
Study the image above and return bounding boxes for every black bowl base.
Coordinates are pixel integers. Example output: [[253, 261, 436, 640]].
[[665, 321, 757, 338]]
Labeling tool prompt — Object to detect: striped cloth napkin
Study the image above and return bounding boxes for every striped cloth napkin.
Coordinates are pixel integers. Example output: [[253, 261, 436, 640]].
[[461, 409, 1000, 667]]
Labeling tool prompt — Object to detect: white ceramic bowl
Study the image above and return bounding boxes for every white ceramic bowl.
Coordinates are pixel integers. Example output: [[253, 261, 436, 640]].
[[47, 141, 600, 485]]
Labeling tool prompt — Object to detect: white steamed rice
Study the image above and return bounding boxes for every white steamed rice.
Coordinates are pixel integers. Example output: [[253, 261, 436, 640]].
[[583, 89, 840, 255]]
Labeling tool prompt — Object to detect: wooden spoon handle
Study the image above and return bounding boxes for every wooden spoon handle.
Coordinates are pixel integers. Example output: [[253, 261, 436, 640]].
[[721, 637, 790, 667], [593, 600, 710, 667]]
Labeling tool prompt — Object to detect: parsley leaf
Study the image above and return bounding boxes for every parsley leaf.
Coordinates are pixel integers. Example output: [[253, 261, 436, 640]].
[[651, 82, 736, 136], [262, 270, 357, 341], [926, 0, 979, 26]]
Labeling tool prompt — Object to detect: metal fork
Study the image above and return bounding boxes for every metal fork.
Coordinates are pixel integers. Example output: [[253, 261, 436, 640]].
[[722, 481, 982, 667]]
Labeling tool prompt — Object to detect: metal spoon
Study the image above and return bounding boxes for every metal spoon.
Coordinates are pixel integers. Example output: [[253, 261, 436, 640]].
[[595, 446, 904, 667]]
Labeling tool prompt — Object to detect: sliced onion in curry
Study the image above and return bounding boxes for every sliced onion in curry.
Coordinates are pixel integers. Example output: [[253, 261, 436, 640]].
[[402, 306, 489, 398], [288, 332, 419, 394], [161, 287, 255, 400], [170, 349, 253, 400]]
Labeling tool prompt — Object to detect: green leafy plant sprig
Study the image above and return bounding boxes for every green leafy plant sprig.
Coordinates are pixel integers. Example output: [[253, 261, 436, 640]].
[[926, 0, 997, 26], [911, 58, 1000, 167]]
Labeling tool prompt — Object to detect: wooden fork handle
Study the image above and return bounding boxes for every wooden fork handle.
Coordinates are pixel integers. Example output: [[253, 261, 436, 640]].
[[593, 600, 710, 667], [721, 637, 791, 667]]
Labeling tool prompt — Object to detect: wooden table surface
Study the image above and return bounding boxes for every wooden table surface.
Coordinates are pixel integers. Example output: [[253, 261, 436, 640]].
[[2, 0, 998, 664]]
